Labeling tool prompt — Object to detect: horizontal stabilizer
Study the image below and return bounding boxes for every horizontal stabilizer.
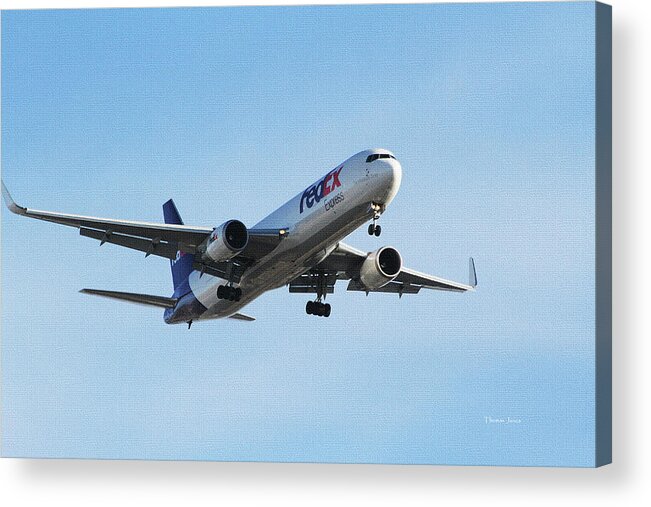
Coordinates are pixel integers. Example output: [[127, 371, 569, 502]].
[[228, 312, 256, 322], [80, 289, 177, 309]]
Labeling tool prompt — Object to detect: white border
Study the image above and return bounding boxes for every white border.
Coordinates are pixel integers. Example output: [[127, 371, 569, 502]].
[[1, 1, 649, 506]]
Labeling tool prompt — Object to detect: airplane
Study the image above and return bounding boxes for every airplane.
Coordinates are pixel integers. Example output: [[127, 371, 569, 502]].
[[1, 148, 476, 327]]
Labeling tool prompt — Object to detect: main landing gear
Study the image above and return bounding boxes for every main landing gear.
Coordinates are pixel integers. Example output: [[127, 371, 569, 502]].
[[217, 261, 242, 301], [306, 300, 331, 317], [217, 284, 242, 302], [305, 270, 332, 317], [368, 202, 382, 237]]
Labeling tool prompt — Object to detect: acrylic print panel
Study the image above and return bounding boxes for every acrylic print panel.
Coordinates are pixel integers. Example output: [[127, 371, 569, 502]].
[[1, 2, 611, 467]]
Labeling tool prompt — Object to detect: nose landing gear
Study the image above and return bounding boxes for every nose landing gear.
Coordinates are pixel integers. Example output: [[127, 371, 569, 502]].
[[367, 202, 382, 236], [368, 223, 382, 237]]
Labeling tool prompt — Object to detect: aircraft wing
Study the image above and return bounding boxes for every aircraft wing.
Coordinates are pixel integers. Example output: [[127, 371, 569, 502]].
[[300, 241, 476, 295], [2, 181, 287, 271], [2, 181, 212, 251]]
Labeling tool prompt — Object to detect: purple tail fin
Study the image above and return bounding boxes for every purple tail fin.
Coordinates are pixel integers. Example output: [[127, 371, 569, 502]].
[[163, 199, 194, 292]]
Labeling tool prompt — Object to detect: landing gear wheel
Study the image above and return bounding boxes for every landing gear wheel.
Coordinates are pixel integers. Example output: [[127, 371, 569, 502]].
[[218, 285, 241, 301], [306, 301, 332, 317], [368, 224, 382, 236]]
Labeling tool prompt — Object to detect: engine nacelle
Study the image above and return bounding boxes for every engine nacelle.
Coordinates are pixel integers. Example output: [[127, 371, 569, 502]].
[[203, 220, 249, 262], [359, 246, 403, 290]]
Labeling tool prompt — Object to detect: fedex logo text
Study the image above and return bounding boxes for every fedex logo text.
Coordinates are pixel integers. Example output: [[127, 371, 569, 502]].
[[300, 166, 343, 213]]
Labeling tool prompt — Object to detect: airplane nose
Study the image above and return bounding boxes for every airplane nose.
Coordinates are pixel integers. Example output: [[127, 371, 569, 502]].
[[375, 158, 402, 206], [388, 158, 402, 188]]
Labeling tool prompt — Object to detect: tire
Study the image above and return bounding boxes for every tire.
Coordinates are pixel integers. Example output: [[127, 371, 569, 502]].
[[368, 224, 375, 235], [374, 225, 382, 237], [217, 285, 225, 299], [306, 301, 313, 315], [324, 304, 331, 318], [235, 288, 242, 301]]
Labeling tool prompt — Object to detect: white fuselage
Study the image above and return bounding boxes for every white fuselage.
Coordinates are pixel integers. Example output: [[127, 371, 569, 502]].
[[188, 149, 402, 320]]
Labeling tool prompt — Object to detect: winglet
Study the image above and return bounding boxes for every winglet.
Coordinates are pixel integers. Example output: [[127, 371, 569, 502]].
[[1, 180, 27, 215], [469, 257, 477, 288]]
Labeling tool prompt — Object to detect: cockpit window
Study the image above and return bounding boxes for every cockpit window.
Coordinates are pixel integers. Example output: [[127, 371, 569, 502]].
[[366, 153, 395, 163]]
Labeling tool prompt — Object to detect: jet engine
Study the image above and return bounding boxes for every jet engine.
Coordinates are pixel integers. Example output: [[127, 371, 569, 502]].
[[202, 220, 249, 262], [358, 246, 402, 290]]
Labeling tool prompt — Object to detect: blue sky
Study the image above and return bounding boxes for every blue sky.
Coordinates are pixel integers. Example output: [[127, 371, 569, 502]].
[[2, 3, 596, 465]]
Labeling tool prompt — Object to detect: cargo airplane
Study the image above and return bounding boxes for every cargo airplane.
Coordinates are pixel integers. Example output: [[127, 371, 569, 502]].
[[2, 149, 476, 326]]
